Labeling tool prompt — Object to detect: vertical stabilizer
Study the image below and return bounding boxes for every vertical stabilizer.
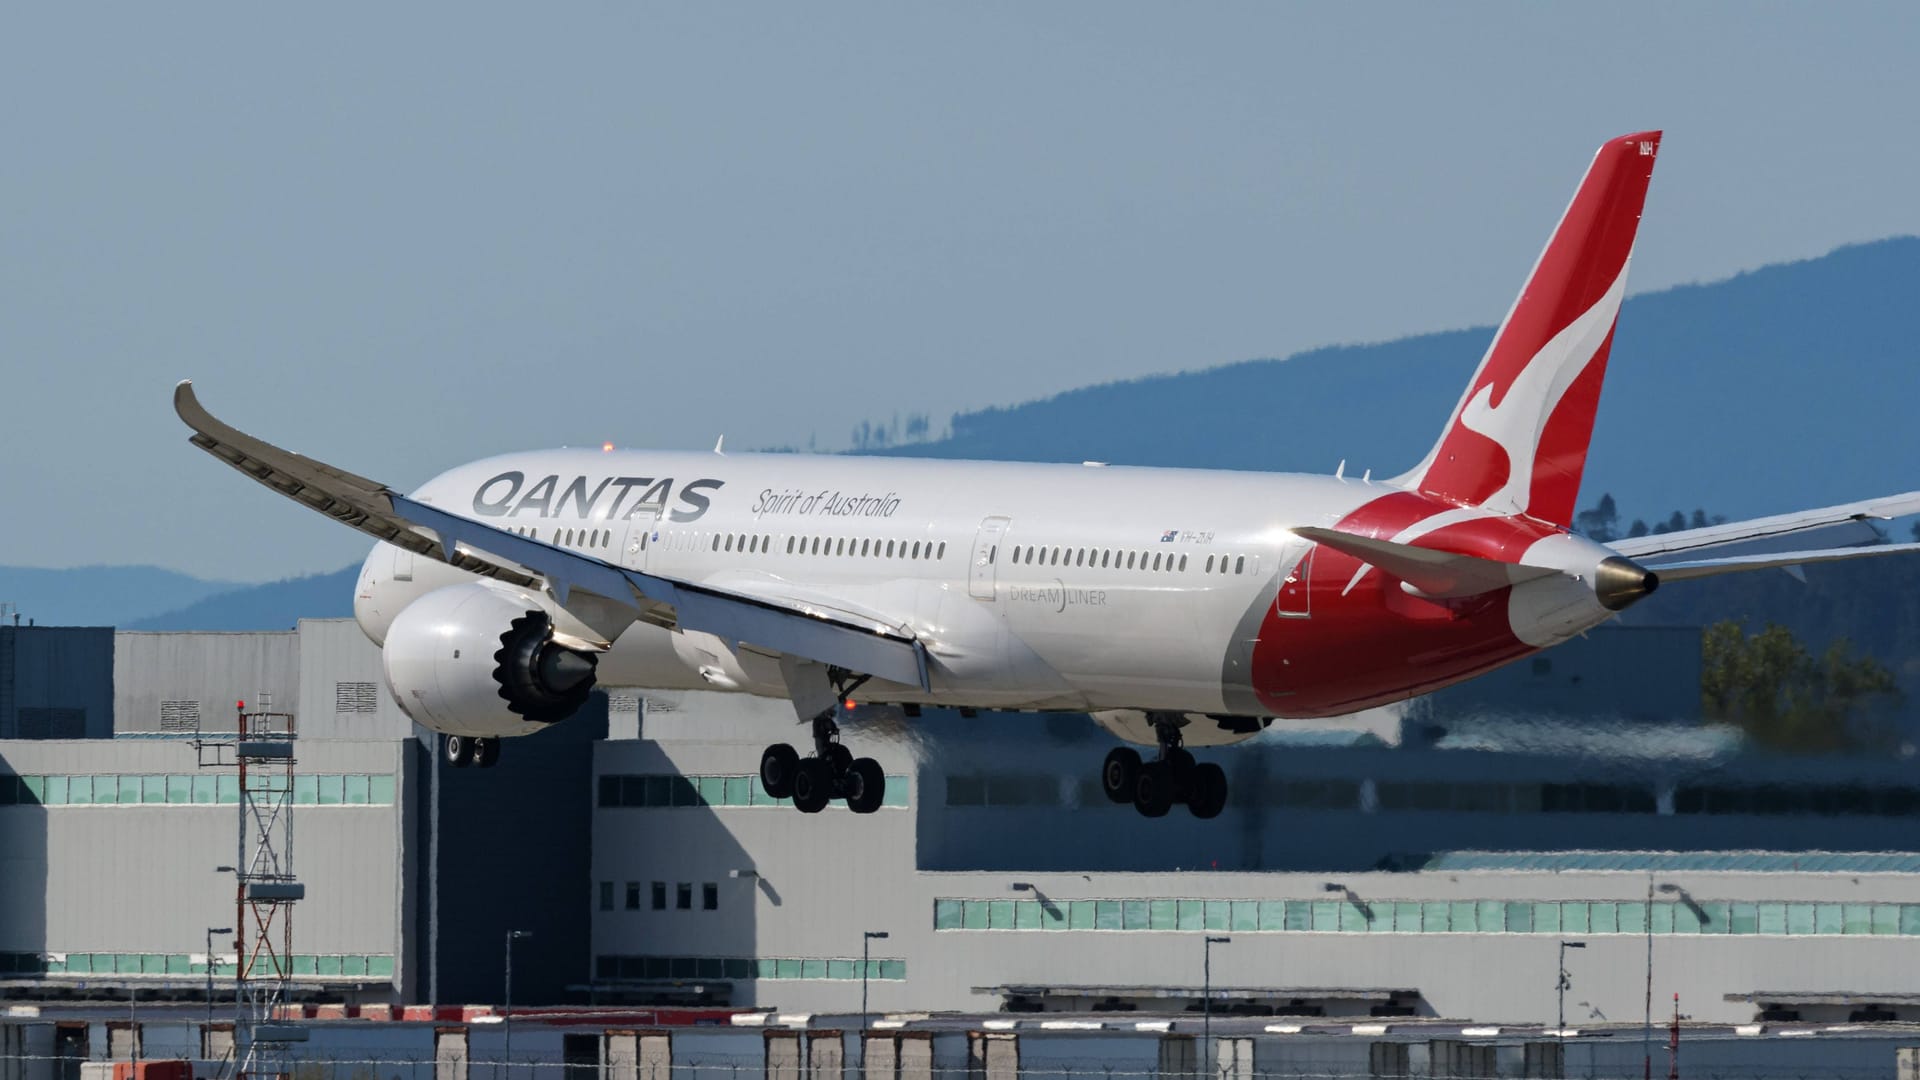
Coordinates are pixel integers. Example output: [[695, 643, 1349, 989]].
[[1398, 131, 1661, 527]]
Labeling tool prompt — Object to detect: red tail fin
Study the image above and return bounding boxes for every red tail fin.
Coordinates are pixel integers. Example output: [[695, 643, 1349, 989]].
[[1399, 131, 1661, 527]]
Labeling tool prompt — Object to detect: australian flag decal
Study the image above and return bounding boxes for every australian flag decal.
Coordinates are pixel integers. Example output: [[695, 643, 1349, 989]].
[[1160, 530, 1179, 542]]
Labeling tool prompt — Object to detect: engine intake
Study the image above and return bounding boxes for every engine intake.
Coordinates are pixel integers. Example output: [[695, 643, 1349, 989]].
[[382, 583, 599, 737]]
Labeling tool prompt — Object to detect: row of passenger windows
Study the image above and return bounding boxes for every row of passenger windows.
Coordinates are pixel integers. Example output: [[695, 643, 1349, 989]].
[[507, 525, 611, 550], [594, 955, 906, 982], [933, 897, 1920, 937], [0, 952, 394, 978], [597, 772, 910, 809], [690, 532, 949, 562], [0, 773, 396, 807], [1005, 545, 1250, 575]]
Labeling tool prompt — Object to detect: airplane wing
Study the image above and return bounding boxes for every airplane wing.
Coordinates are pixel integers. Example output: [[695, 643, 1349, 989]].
[[1291, 526, 1567, 599], [1609, 491, 1920, 560], [174, 381, 930, 690]]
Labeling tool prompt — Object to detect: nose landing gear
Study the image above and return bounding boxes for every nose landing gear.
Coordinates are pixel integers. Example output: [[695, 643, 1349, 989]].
[[1100, 714, 1226, 819], [759, 677, 887, 814]]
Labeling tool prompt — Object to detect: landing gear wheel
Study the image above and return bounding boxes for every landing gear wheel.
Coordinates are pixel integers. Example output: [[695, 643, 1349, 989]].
[[760, 743, 800, 800], [1186, 762, 1228, 819], [824, 743, 854, 776], [844, 757, 886, 814], [473, 738, 500, 769], [1163, 747, 1195, 777], [1102, 747, 1142, 804], [1134, 763, 1175, 818], [791, 758, 835, 814], [444, 735, 474, 769]]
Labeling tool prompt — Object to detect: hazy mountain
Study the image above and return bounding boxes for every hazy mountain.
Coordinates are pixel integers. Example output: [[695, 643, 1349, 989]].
[[0, 565, 240, 628], [867, 237, 1920, 526], [123, 566, 358, 631]]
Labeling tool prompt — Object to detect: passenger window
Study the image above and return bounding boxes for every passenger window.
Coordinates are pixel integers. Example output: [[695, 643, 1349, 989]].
[[711, 535, 720, 552], [1151, 553, 1161, 571], [886, 540, 895, 558], [937, 542, 947, 559], [837, 538, 847, 556], [786, 537, 795, 554], [1101, 550, 1111, 568], [1205, 554, 1214, 573], [763, 534, 770, 552], [1011, 545, 1021, 563], [860, 538, 870, 556], [912, 541, 922, 559], [1176, 554, 1186, 571], [1125, 552, 1135, 569], [1236, 555, 1246, 574]]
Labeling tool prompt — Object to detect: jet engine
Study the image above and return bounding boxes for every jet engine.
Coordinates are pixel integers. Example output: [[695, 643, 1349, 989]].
[[380, 583, 599, 736]]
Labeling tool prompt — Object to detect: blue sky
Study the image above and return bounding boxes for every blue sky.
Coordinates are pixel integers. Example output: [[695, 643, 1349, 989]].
[[5, 3, 1918, 580]]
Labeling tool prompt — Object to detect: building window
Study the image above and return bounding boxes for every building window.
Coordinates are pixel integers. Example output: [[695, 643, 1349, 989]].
[[651, 882, 666, 911], [625, 883, 640, 911], [677, 883, 693, 910], [599, 882, 613, 912], [703, 883, 718, 911]]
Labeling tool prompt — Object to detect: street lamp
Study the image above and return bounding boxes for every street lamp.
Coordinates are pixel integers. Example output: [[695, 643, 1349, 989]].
[[1558, 940, 1587, 1039], [862, 931, 890, 1028], [503, 930, 532, 1079], [1646, 881, 1680, 1080], [1204, 936, 1231, 1073], [205, 927, 233, 1026]]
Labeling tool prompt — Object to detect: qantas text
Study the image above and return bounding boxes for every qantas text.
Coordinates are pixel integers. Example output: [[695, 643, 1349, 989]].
[[471, 472, 723, 523]]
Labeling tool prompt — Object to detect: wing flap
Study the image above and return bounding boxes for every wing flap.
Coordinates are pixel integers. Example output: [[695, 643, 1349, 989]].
[[177, 381, 930, 689], [1291, 526, 1566, 599]]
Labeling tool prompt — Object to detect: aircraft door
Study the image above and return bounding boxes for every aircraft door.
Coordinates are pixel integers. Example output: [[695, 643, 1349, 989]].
[[1275, 543, 1313, 618], [967, 516, 1011, 600], [619, 504, 664, 573]]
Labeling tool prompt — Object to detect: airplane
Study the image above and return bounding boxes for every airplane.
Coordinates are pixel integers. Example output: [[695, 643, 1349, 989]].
[[177, 130, 1920, 820]]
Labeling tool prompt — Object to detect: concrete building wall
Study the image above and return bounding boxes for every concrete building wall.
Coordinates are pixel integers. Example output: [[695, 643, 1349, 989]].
[[295, 619, 416, 741], [0, 626, 114, 739], [112, 631, 297, 734], [0, 738, 414, 997]]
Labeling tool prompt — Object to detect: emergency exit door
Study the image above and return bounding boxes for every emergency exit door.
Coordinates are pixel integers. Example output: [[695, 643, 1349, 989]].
[[967, 517, 1011, 600]]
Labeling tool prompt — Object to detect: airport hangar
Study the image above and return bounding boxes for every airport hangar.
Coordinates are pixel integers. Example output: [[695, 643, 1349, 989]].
[[5, 618, 1920, 1043]]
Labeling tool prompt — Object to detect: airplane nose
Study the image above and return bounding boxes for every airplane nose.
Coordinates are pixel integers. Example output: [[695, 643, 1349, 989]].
[[1594, 556, 1659, 611]]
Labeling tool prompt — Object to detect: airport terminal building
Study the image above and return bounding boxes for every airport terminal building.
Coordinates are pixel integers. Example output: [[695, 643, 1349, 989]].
[[7, 619, 1920, 1074]]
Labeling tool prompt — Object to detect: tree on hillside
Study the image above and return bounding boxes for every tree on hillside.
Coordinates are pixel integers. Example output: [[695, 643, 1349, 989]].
[[1700, 620, 1901, 754], [1573, 494, 1619, 541]]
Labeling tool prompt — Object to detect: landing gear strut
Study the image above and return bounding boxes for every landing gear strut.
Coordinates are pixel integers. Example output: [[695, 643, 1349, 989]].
[[443, 734, 501, 770], [1100, 715, 1226, 819], [760, 670, 886, 814]]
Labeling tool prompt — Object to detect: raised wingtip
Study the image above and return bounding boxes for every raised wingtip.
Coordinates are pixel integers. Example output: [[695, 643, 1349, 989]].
[[173, 379, 207, 426]]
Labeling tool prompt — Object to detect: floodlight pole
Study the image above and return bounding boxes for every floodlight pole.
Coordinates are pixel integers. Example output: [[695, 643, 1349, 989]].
[[862, 931, 890, 1028], [1204, 936, 1231, 1075], [1558, 939, 1586, 1040], [503, 930, 531, 1079]]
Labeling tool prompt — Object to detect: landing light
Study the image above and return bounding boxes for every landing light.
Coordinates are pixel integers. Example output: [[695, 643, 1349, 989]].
[[601, 442, 615, 452]]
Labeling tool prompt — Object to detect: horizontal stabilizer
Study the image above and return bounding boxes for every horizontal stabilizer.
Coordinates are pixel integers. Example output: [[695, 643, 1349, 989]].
[[1645, 541, 1920, 582], [1292, 526, 1566, 599], [1612, 490, 1920, 560]]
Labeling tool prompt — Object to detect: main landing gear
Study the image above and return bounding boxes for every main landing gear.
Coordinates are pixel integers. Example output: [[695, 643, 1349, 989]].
[[759, 673, 887, 815], [1101, 714, 1226, 819], [443, 734, 501, 769]]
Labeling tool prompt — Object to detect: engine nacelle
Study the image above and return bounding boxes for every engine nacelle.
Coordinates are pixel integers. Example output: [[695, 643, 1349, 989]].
[[381, 583, 599, 737], [1091, 709, 1272, 749]]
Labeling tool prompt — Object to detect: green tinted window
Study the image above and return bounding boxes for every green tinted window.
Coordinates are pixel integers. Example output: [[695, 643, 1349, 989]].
[[801, 959, 827, 979], [217, 775, 240, 804], [1729, 902, 1758, 934], [1393, 902, 1422, 932], [1532, 902, 1560, 934], [368, 955, 395, 978], [116, 954, 138, 973], [1672, 902, 1702, 934], [1814, 904, 1842, 935], [1177, 900, 1203, 931], [44, 775, 68, 804], [723, 777, 751, 806], [119, 776, 141, 804], [292, 955, 317, 975], [988, 900, 1014, 929], [343, 955, 370, 977], [1422, 902, 1450, 933], [141, 776, 166, 804], [1098, 900, 1125, 931], [344, 774, 370, 804], [1310, 901, 1339, 931], [166, 775, 191, 803], [882, 776, 909, 807], [1561, 902, 1589, 934], [879, 960, 906, 980], [1477, 901, 1506, 933], [961, 901, 987, 930], [317, 775, 343, 805], [697, 776, 726, 805], [68, 776, 93, 804], [1590, 902, 1618, 934], [1758, 903, 1787, 934], [1872, 905, 1900, 935], [1005, 900, 1034, 930], [1041, 900, 1067, 929], [1124, 900, 1150, 930], [1285, 901, 1311, 931], [934, 899, 962, 930], [1618, 902, 1646, 935], [1786, 903, 1816, 935], [668, 777, 698, 806], [369, 775, 395, 804], [1697, 901, 1730, 934], [192, 775, 217, 804], [1230, 900, 1258, 932], [167, 954, 190, 975], [1651, 902, 1674, 934], [23, 776, 47, 803], [1842, 905, 1872, 935], [828, 959, 854, 980], [1071, 901, 1097, 930], [1449, 901, 1478, 933], [1149, 900, 1177, 930], [1339, 902, 1370, 932], [1504, 903, 1533, 933], [1258, 900, 1287, 931], [1203, 901, 1229, 931]]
